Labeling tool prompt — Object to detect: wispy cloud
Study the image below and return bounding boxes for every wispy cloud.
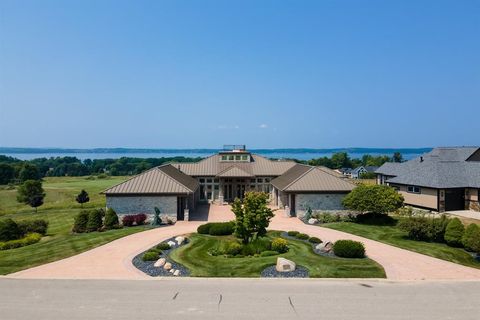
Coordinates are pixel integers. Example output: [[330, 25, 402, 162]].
[[259, 124, 268, 129], [217, 124, 240, 130]]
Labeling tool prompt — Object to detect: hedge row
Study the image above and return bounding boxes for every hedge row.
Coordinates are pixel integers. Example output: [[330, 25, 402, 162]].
[[0, 233, 42, 250], [197, 221, 235, 236]]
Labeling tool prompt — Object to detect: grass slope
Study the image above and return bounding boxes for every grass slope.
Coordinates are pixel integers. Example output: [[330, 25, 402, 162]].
[[169, 231, 386, 278], [0, 176, 148, 275], [323, 221, 480, 269]]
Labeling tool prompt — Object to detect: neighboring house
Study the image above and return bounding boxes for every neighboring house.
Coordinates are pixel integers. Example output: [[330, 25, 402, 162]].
[[376, 147, 480, 212], [338, 167, 353, 177], [350, 166, 379, 179], [103, 145, 356, 221]]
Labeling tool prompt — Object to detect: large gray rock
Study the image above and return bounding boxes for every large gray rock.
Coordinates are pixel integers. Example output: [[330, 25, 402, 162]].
[[275, 258, 296, 272], [173, 270, 180, 276], [163, 262, 172, 270], [308, 218, 318, 225], [317, 241, 333, 253], [167, 241, 176, 247], [154, 258, 166, 267]]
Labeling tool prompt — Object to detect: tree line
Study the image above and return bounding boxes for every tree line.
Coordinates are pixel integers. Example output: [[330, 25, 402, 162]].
[[303, 152, 403, 169]]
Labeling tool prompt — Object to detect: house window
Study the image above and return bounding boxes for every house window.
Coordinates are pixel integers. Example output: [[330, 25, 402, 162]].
[[199, 178, 205, 183], [241, 155, 248, 161], [407, 186, 421, 194], [257, 178, 263, 183], [221, 155, 227, 161], [235, 155, 241, 160], [228, 155, 234, 161], [206, 178, 212, 183]]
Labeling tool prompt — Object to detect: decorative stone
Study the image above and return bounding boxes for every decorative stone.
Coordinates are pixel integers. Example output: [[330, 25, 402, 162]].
[[163, 262, 172, 270], [317, 241, 333, 253], [175, 236, 185, 245], [167, 241, 176, 247], [275, 257, 296, 272], [169, 268, 175, 274], [308, 218, 318, 225], [154, 258, 166, 267], [173, 270, 180, 276]]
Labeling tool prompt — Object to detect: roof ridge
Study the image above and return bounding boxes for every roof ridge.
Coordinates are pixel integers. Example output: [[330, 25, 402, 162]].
[[100, 166, 159, 194], [282, 164, 314, 191], [158, 165, 196, 192]]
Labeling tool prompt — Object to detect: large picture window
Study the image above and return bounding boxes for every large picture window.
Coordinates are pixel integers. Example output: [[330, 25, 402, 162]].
[[407, 186, 421, 194]]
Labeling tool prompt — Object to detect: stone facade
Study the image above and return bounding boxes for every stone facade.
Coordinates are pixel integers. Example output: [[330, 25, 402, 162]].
[[106, 195, 178, 222], [295, 193, 347, 219], [467, 200, 480, 212]]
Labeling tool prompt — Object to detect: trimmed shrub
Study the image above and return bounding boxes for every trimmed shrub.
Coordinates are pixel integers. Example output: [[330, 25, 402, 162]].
[[86, 209, 104, 232], [142, 251, 160, 261], [397, 216, 449, 242], [0, 233, 42, 250], [209, 222, 234, 236], [72, 211, 89, 233], [333, 240, 365, 258], [308, 237, 322, 244], [271, 238, 289, 253], [134, 213, 147, 226], [122, 215, 135, 227], [287, 231, 299, 237], [260, 250, 278, 257], [355, 212, 396, 226], [225, 242, 243, 256], [241, 237, 272, 256], [156, 242, 171, 250], [17, 219, 49, 236], [0, 218, 22, 241], [462, 224, 480, 253], [295, 233, 310, 240], [197, 222, 234, 236], [444, 218, 465, 247], [104, 208, 120, 229]]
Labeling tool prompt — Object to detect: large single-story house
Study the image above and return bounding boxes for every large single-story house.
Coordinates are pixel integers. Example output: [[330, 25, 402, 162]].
[[103, 145, 355, 221], [376, 147, 480, 212]]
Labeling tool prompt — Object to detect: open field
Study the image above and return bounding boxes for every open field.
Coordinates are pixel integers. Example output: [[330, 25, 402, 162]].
[[323, 221, 480, 269], [169, 231, 385, 278], [0, 176, 148, 275]]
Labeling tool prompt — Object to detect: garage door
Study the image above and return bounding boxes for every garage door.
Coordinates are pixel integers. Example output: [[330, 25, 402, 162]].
[[445, 189, 465, 211]]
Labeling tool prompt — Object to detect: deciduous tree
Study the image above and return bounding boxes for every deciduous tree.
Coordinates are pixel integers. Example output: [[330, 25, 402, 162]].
[[16, 180, 46, 213]]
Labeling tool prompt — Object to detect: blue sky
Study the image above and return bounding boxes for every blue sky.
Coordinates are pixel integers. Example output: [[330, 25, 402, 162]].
[[0, 0, 478, 149]]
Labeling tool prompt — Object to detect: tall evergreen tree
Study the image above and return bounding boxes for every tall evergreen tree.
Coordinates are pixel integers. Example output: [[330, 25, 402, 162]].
[[75, 189, 90, 207]]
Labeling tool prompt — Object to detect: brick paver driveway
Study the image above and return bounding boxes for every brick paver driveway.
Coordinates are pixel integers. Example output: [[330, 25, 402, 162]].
[[8, 205, 480, 280]]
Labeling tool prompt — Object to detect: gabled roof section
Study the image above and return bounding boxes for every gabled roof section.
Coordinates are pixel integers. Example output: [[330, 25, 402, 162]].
[[216, 166, 254, 178], [102, 164, 199, 195], [173, 154, 297, 176], [271, 164, 355, 192]]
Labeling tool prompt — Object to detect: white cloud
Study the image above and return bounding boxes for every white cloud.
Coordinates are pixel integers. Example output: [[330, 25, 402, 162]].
[[217, 124, 240, 130], [259, 124, 268, 129]]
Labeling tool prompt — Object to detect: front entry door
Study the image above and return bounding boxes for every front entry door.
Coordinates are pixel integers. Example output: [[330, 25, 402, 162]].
[[290, 194, 296, 216], [177, 197, 185, 220]]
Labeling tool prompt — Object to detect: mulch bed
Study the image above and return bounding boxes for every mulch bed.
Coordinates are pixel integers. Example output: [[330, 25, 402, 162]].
[[261, 265, 309, 278], [132, 236, 190, 277]]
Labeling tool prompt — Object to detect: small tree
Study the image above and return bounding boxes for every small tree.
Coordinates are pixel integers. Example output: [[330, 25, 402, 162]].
[[462, 224, 480, 253], [75, 190, 90, 207], [444, 218, 465, 247], [86, 209, 104, 232], [72, 211, 89, 233], [231, 192, 274, 244], [392, 152, 403, 163], [104, 208, 120, 229], [16, 180, 46, 213], [342, 184, 404, 214]]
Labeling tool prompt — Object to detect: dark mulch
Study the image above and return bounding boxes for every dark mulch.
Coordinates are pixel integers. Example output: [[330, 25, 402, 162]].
[[280, 232, 336, 257], [132, 236, 190, 277], [261, 265, 309, 278]]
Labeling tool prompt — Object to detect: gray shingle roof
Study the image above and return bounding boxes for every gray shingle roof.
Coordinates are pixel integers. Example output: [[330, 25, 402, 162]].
[[102, 164, 199, 195], [375, 147, 480, 189]]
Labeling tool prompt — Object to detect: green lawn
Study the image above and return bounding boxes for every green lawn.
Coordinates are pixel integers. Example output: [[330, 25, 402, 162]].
[[169, 231, 386, 278], [323, 221, 480, 269], [0, 176, 149, 275]]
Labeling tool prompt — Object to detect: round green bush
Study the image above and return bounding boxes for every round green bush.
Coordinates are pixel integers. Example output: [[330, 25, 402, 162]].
[[104, 208, 120, 229], [308, 237, 322, 244], [208, 222, 234, 236], [271, 237, 289, 253], [86, 209, 104, 232], [260, 250, 278, 257], [287, 231, 299, 237], [462, 223, 480, 253], [0, 218, 22, 241], [142, 251, 160, 261], [197, 223, 212, 234], [333, 240, 365, 258], [444, 218, 465, 247], [295, 233, 310, 240], [156, 242, 171, 250], [225, 242, 242, 256], [72, 211, 89, 233]]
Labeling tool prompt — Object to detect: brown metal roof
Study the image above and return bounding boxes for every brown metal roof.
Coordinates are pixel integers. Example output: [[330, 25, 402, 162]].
[[271, 164, 355, 192], [102, 164, 199, 195], [216, 166, 254, 178], [173, 154, 297, 177]]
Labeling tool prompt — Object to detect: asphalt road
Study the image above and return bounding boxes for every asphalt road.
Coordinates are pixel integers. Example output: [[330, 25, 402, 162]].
[[1, 278, 480, 320]]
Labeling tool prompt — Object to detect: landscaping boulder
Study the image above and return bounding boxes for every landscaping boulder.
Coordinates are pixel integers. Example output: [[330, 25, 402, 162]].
[[154, 258, 166, 267], [275, 257, 296, 272], [169, 269, 175, 274], [175, 236, 185, 245], [167, 241, 176, 247], [317, 241, 333, 253], [308, 218, 318, 225], [163, 262, 172, 270], [173, 270, 180, 276]]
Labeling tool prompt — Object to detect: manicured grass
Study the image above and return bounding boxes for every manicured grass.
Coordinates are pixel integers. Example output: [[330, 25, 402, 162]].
[[0, 176, 149, 275], [323, 221, 480, 269], [169, 231, 386, 278]]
